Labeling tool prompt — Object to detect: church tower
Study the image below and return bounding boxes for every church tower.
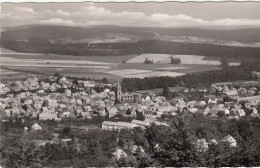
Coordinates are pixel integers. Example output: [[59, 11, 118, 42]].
[[116, 78, 122, 103]]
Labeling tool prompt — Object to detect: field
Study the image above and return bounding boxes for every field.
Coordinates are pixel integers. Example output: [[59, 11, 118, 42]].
[[105, 63, 220, 79], [1, 48, 229, 81], [127, 53, 241, 66]]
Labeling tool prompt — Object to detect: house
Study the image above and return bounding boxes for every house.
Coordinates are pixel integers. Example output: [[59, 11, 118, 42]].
[[208, 109, 218, 117], [34, 101, 43, 110], [83, 81, 95, 88], [65, 89, 72, 97], [153, 96, 166, 103], [83, 106, 92, 112], [131, 119, 150, 128], [131, 145, 145, 154], [58, 104, 66, 109], [102, 121, 137, 131], [78, 111, 92, 119], [223, 90, 238, 98], [210, 139, 218, 145], [222, 134, 237, 147], [225, 102, 235, 108], [219, 108, 230, 115], [108, 107, 118, 118], [203, 107, 210, 115], [113, 148, 127, 160], [39, 113, 58, 120], [237, 109, 245, 117], [208, 98, 217, 104], [31, 123, 42, 130], [198, 101, 206, 106], [250, 113, 260, 119], [145, 119, 169, 126], [188, 108, 198, 113], [196, 139, 208, 152], [61, 112, 71, 118]]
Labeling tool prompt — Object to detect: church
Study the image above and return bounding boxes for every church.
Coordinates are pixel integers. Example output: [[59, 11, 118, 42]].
[[116, 78, 141, 104]]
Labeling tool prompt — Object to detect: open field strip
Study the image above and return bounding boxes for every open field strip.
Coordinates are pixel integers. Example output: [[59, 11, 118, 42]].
[[105, 69, 185, 79], [127, 53, 171, 63], [154, 67, 188, 70], [0, 69, 18, 74], [0, 56, 113, 65], [0, 47, 44, 55], [127, 53, 241, 66]]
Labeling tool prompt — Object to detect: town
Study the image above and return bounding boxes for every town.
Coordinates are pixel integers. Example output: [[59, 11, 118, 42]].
[[0, 73, 260, 163], [1, 2, 260, 167]]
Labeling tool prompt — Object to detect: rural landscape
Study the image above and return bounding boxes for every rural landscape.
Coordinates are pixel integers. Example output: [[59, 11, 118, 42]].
[[0, 2, 260, 168]]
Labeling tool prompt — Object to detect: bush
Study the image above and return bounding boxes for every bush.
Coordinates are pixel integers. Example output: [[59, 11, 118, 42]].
[[170, 57, 181, 64]]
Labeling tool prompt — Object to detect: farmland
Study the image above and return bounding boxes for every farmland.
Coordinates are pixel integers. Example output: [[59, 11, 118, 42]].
[[1, 47, 230, 81], [127, 53, 241, 66]]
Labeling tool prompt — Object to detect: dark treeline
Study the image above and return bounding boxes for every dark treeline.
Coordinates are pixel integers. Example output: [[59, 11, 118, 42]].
[[121, 62, 260, 91], [2, 25, 260, 43], [1, 114, 260, 167], [1, 40, 260, 60]]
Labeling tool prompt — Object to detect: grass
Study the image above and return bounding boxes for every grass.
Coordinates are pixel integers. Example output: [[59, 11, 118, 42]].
[[0, 47, 223, 82], [114, 63, 220, 73], [202, 56, 241, 63], [1, 53, 137, 64]]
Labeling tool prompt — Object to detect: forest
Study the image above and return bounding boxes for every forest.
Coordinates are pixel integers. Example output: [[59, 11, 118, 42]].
[[121, 61, 260, 91], [0, 112, 259, 167], [1, 39, 260, 61]]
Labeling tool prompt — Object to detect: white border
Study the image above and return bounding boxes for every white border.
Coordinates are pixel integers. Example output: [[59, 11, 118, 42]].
[[1, 0, 260, 2]]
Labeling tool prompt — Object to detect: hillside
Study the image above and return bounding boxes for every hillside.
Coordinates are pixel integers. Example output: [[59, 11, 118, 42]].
[[1, 25, 260, 43]]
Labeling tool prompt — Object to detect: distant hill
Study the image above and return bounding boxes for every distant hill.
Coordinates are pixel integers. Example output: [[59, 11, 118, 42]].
[[1, 24, 260, 43]]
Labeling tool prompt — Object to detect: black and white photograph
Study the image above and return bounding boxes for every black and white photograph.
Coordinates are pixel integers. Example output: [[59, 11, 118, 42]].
[[0, 1, 260, 167]]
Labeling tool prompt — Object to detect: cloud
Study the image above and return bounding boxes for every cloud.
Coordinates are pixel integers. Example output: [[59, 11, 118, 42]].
[[40, 18, 74, 26], [16, 7, 35, 14], [2, 4, 260, 28], [56, 10, 70, 16]]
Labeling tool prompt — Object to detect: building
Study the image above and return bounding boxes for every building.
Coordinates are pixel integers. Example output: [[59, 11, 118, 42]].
[[102, 121, 137, 131], [131, 119, 150, 128], [83, 81, 95, 88], [116, 78, 135, 103], [222, 134, 237, 147], [31, 123, 42, 130], [39, 113, 58, 120]]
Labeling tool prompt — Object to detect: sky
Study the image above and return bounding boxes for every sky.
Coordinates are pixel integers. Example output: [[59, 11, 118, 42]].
[[1, 2, 260, 28]]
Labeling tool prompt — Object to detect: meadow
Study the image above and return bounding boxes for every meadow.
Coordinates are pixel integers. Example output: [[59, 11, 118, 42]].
[[127, 53, 241, 66], [0, 48, 227, 81]]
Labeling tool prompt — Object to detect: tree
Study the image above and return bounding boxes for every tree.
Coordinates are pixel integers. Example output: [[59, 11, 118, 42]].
[[220, 57, 229, 68], [163, 86, 170, 98], [1, 136, 47, 168], [254, 74, 258, 81], [72, 79, 79, 85], [136, 111, 145, 121], [102, 78, 109, 84], [54, 72, 62, 78], [144, 58, 153, 64], [62, 126, 71, 137], [170, 57, 181, 64]]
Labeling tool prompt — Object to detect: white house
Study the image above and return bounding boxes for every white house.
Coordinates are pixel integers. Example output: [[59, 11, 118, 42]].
[[131, 120, 150, 128], [196, 139, 208, 152], [113, 148, 127, 160], [39, 113, 58, 120], [102, 121, 137, 131], [222, 134, 237, 147], [31, 123, 42, 130]]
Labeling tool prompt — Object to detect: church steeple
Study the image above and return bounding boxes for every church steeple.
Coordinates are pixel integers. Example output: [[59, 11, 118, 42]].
[[116, 78, 122, 103]]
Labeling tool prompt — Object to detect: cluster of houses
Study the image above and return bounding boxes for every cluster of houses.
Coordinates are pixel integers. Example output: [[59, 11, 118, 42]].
[[0, 75, 259, 131], [102, 83, 260, 129]]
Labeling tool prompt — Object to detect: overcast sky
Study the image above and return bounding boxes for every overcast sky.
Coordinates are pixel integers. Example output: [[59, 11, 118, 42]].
[[1, 2, 260, 28]]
